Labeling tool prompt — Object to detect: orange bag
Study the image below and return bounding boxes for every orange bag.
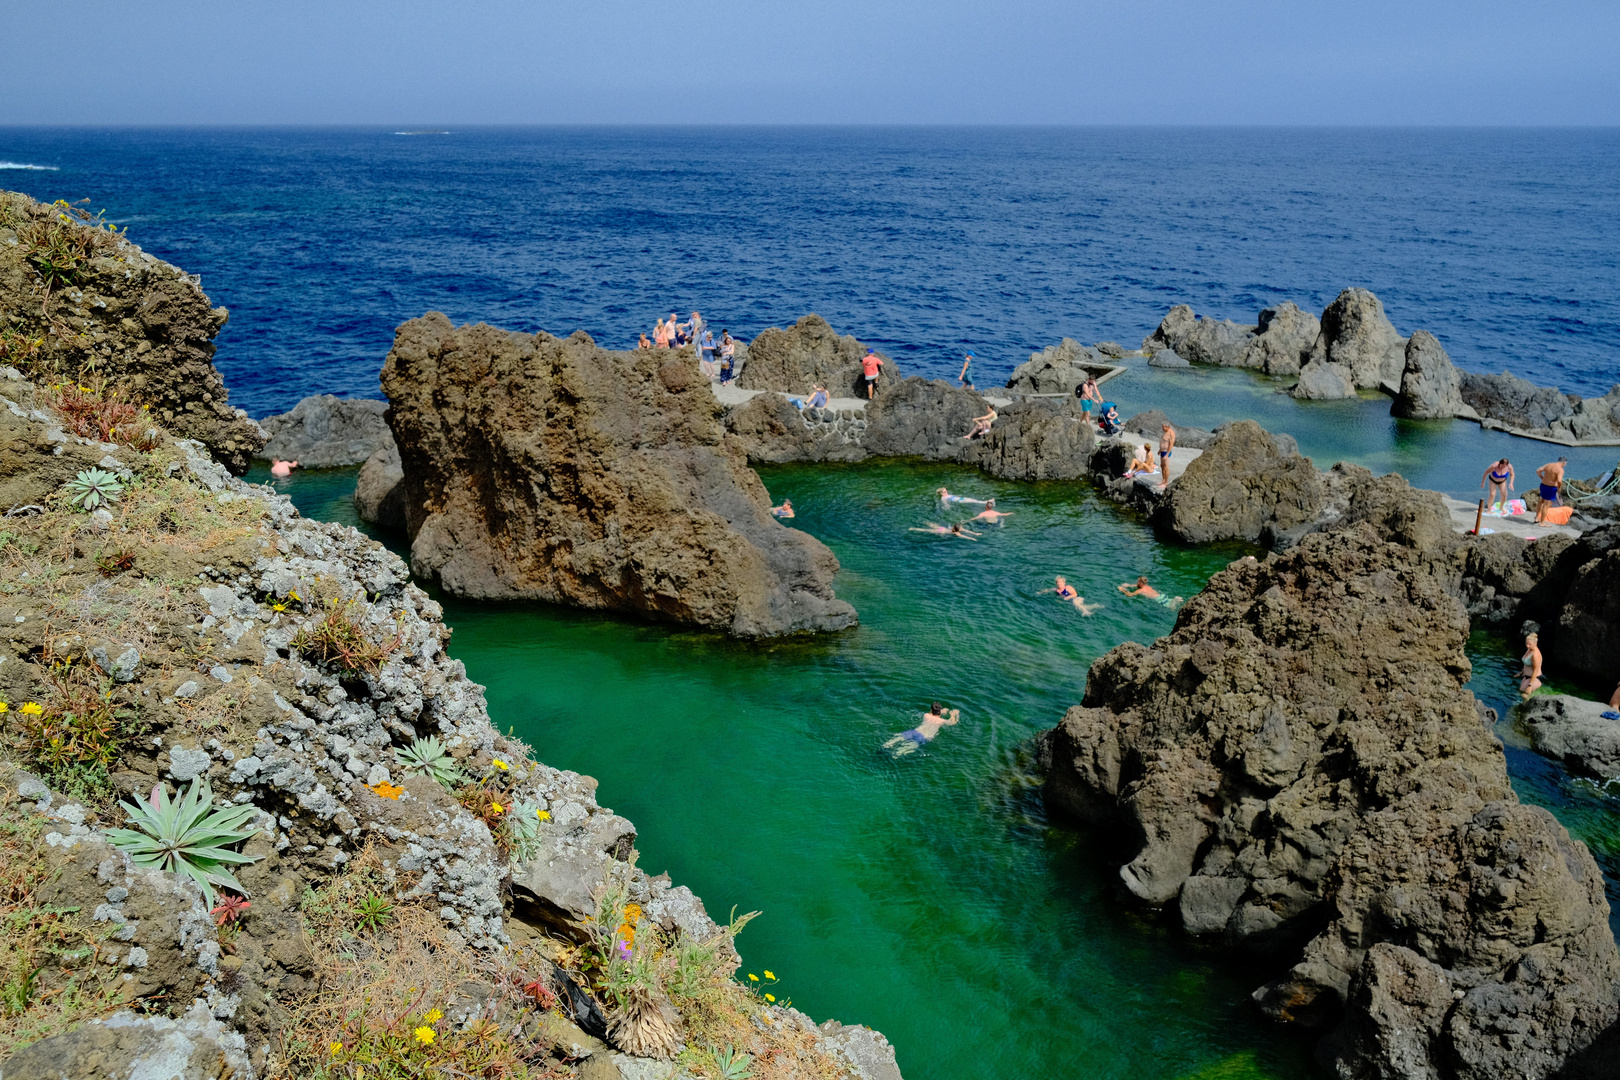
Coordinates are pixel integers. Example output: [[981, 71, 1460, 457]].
[[1545, 506, 1574, 525]]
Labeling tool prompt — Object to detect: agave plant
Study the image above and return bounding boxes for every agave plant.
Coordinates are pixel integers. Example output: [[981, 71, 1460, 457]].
[[64, 468, 123, 511], [394, 735, 461, 789], [103, 779, 263, 908]]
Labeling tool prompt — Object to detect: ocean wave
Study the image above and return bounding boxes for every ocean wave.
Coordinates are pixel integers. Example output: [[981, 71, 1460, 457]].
[[393, 130, 450, 136], [0, 161, 58, 171]]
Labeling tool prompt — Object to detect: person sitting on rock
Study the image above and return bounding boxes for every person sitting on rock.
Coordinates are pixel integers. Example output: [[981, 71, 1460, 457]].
[[1520, 632, 1544, 699], [770, 499, 794, 519], [962, 406, 997, 440], [883, 703, 960, 757], [968, 499, 1013, 526], [269, 459, 300, 478], [637, 333, 652, 350], [1126, 444, 1155, 477], [1119, 575, 1182, 609], [792, 385, 830, 410], [1039, 575, 1097, 615]]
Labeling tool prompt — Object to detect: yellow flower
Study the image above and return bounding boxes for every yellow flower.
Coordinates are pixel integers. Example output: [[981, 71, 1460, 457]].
[[748, 974, 759, 982], [492, 759, 508, 771], [288, 590, 301, 601], [0, 702, 8, 713], [413, 1026, 435, 1046], [368, 781, 404, 800], [424, 1008, 443, 1023], [271, 603, 287, 613], [20, 702, 42, 716], [764, 970, 776, 981], [765, 993, 776, 1003], [329, 1041, 343, 1055], [537, 809, 550, 821], [490, 801, 504, 814]]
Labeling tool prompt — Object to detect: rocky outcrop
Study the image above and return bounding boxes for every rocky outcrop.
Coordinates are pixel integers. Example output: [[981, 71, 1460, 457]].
[[0, 191, 264, 472], [1143, 306, 1256, 367], [1143, 305, 1197, 353], [1147, 347, 1190, 368], [353, 443, 406, 532], [735, 314, 893, 397], [1305, 288, 1409, 391], [960, 396, 1096, 481], [1239, 301, 1319, 376], [1, 1005, 252, 1080], [1391, 330, 1468, 420], [258, 394, 395, 467], [380, 313, 855, 637], [1550, 528, 1620, 682], [1156, 420, 1323, 543], [1120, 410, 1214, 451], [1522, 695, 1620, 782], [1460, 371, 1576, 432], [862, 377, 987, 459], [1289, 358, 1358, 400], [1561, 386, 1620, 443], [1004, 338, 1107, 394], [1042, 527, 1620, 1079]]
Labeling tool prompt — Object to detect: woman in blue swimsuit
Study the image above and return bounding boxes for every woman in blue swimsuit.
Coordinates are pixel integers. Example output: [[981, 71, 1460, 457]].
[[1481, 458, 1514, 511]]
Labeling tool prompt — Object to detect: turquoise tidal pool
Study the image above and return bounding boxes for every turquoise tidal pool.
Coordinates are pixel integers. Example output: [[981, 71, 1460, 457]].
[[251, 367, 1620, 1080]]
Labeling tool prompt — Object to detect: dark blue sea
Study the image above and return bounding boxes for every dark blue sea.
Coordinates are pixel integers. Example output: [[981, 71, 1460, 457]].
[[2, 126, 1617, 418]]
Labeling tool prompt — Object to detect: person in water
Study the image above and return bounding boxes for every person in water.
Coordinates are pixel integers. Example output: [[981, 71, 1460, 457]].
[[1158, 422, 1177, 490], [910, 522, 980, 540], [1535, 457, 1567, 526], [1481, 458, 1515, 511], [770, 499, 794, 519], [1039, 575, 1098, 615], [1119, 575, 1182, 608], [884, 703, 960, 756], [936, 487, 988, 510], [269, 459, 300, 478], [1520, 632, 1544, 699], [969, 499, 1013, 526]]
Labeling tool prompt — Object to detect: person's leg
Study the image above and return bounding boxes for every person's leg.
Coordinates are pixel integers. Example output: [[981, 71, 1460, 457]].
[[1610, 682, 1620, 710]]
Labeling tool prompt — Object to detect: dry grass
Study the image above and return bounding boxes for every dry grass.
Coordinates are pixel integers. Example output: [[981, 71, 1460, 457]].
[[0, 789, 129, 1059], [43, 381, 151, 451], [290, 600, 402, 679]]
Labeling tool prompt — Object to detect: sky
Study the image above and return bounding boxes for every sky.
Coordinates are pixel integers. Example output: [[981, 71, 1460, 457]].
[[4, 0, 1618, 125]]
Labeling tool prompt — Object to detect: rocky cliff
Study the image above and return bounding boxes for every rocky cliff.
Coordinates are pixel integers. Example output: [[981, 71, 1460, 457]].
[[1041, 526, 1620, 1079], [734, 313, 896, 397], [0, 190, 263, 472], [380, 313, 856, 637]]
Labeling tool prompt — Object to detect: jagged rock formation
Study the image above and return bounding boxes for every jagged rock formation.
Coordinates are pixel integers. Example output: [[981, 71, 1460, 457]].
[[1304, 287, 1409, 392], [1391, 330, 1469, 420], [353, 443, 406, 531], [1156, 420, 1324, 544], [1240, 301, 1319, 376], [0, 190, 264, 472], [1461, 371, 1576, 432], [1005, 339, 1111, 394], [381, 313, 856, 637], [734, 313, 894, 397], [959, 396, 1097, 482], [258, 394, 395, 467], [1290, 357, 1358, 400], [1522, 695, 1620, 782], [1144, 306, 1257, 367], [1042, 526, 1620, 1079]]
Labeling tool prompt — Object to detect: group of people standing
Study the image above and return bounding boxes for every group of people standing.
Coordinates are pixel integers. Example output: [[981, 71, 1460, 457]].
[[639, 311, 739, 382], [1480, 455, 1575, 527]]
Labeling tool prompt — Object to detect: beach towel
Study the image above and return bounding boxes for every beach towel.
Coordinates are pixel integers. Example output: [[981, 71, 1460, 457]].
[[1546, 506, 1574, 525]]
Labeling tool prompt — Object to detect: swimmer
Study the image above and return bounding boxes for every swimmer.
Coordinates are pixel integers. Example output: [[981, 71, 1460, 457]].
[[936, 487, 988, 510], [1038, 575, 1099, 615], [269, 459, 300, 478], [770, 499, 794, 519], [1520, 632, 1543, 699], [909, 522, 980, 540], [969, 499, 1014, 526], [883, 703, 960, 757], [1119, 575, 1182, 609]]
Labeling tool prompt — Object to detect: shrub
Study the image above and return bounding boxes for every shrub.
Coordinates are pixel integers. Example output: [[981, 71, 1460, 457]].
[[52, 383, 144, 447], [394, 736, 461, 790], [102, 780, 263, 908], [9, 685, 139, 805], [63, 469, 123, 512]]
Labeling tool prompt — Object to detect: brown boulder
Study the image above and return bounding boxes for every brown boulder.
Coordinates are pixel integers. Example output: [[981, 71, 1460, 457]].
[[380, 314, 856, 637], [1158, 419, 1324, 543], [734, 314, 895, 397]]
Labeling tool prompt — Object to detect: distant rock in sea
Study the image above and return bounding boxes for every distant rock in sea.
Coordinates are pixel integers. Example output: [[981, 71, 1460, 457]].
[[258, 393, 395, 467]]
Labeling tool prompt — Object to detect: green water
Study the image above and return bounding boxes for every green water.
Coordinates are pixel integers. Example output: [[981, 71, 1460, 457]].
[[248, 366, 1620, 1080]]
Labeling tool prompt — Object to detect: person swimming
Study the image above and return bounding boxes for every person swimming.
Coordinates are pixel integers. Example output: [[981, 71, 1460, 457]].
[[969, 499, 1013, 526], [1119, 575, 1182, 609], [910, 522, 980, 540], [883, 703, 960, 756], [936, 487, 988, 510], [770, 499, 794, 519], [1039, 575, 1098, 615], [269, 459, 300, 478]]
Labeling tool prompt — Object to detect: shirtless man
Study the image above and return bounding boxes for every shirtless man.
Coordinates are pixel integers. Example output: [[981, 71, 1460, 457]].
[[770, 499, 794, 519], [1158, 422, 1177, 489], [1481, 458, 1514, 511], [1535, 457, 1567, 526], [909, 522, 980, 540], [969, 499, 1013, 526], [1119, 575, 1182, 609], [883, 703, 960, 756], [269, 459, 300, 478], [1076, 376, 1103, 418], [936, 487, 988, 510], [1040, 575, 1097, 615]]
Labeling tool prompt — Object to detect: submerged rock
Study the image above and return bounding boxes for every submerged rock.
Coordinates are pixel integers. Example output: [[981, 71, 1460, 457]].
[[382, 313, 856, 637], [1390, 330, 1468, 419], [258, 394, 395, 467], [1042, 527, 1620, 1079]]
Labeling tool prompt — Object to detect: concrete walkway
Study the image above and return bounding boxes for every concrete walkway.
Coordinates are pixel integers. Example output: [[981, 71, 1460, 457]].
[[1442, 496, 1581, 540], [709, 379, 1014, 414]]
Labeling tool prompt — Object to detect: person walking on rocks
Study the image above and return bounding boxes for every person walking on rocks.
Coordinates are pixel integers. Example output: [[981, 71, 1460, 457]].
[[700, 328, 716, 374], [1158, 422, 1177, 489], [1535, 457, 1568, 526], [1482, 458, 1515, 512], [861, 348, 884, 399], [958, 352, 975, 389], [1077, 375, 1103, 418]]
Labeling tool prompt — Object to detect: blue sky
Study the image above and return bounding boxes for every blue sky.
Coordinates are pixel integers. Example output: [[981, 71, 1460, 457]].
[[5, 0, 1617, 125]]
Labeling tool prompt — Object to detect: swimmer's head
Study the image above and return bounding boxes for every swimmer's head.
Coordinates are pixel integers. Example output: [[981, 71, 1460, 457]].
[[937, 487, 948, 496], [931, 702, 943, 714], [986, 498, 995, 508], [1137, 576, 1148, 586], [1055, 575, 1066, 586], [1526, 632, 1539, 644]]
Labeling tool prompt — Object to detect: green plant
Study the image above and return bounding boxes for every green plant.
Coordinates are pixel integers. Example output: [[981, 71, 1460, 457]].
[[289, 600, 399, 678], [393, 736, 461, 790], [63, 469, 122, 511], [351, 893, 394, 934], [102, 780, 263, 908], [709, 1044, 755, 1080], [506, 801, 549, 863], [13, 686, 138, 805]]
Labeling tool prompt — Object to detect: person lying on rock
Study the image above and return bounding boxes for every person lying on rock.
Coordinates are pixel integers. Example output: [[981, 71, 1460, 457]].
[[1039, 575, 1097, 615], [770, 499, 795, 519], [1535, 457, 1567, 526], [270, 458, 300, 478], [883, 703, 960, 757], [909, 522, 979, 540], [1119, 575, 1182, 609], [962, 407, 997, 440], [1126, 444, 1155, 477], [1158, 422, 1177, 490], [968, 499, 1013, 526], [1520, 632, 1544, 699], [936, 487, 987, 510]]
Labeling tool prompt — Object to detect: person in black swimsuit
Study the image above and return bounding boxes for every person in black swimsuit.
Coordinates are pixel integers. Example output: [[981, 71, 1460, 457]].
[[1481, 458, 1514, 511]]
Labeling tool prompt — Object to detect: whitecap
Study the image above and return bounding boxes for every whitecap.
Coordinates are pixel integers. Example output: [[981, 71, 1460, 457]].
[[0, 161, 58, 170]]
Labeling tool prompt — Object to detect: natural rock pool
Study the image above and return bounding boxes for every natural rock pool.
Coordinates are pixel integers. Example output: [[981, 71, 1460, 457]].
[[253, 363, 1620, 1080]]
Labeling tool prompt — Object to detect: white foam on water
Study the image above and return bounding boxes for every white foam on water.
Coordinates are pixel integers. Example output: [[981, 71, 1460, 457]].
[[0, 162, 58, 170]]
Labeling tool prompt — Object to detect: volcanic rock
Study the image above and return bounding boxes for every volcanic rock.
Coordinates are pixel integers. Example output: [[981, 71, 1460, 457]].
[[258, 394, 395, 467], [960, 396, 1096, 481], [1551, 530, 1620, 681], [1005, 338, 1105, 394], [1289, 358, 1358, 400], [862, 377, 987, 459], [1559, 386, 1620, 443], [1121, 410, 1214, 451], [1460, 371, 1575, 432], [1157, 419, 1323, 543], [735, 314, 892, 398], [1240, 301, 1319, 376], [1177, 317, 1256, 367], [1391, 330, 1467, 419], [1042, 527, 1620, 1079], [353, 443, 406, 531], [381, 313, 856, 637], [1307, 288, 1409, 390], [1144, 305, 1197, 352], [1522, 694, 1620, 782], [1147, 348, 1191, 369]]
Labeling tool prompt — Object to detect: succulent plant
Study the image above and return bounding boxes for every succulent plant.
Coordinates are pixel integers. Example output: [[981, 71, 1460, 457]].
[[507, 800, 549, 862], [103, 779, 263, 908], [394, 735, 461, 789], [64, 468, 123, 511]]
